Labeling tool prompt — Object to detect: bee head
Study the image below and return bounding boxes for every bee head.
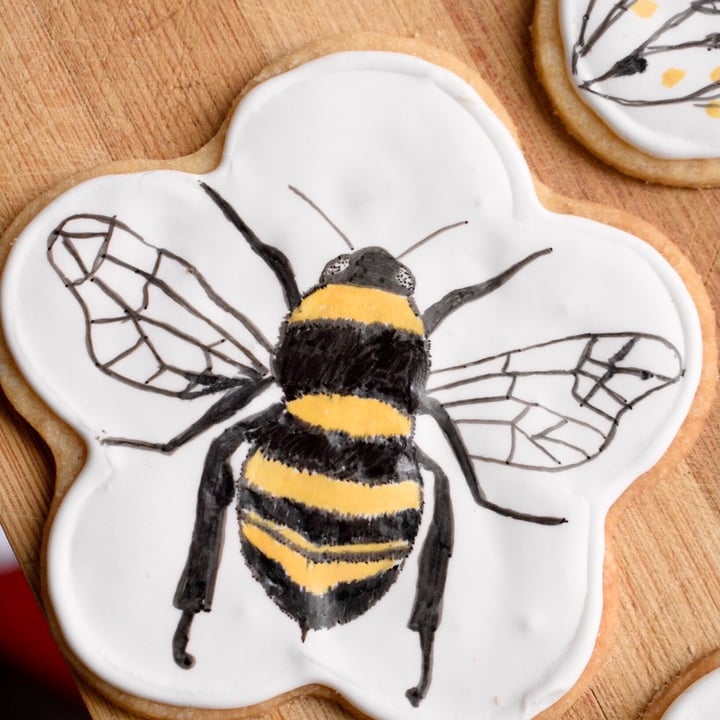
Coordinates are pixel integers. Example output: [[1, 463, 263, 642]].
[[319, 247, 416, 296]]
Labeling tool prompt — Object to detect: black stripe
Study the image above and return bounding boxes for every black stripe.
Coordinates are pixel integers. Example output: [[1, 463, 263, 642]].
[[237, 485, 422, 546], [241, 537, 402, 630], [274, 320, 429, 413], [256, 412, 419, 485]]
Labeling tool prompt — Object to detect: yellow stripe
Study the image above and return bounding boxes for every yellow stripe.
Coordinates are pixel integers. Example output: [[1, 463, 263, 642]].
[[243, 511, 409, 556], [289, 285, 424, 335], [245, 452, 421, 516], [287, 393, 412, 437], [242, 523, 399, 595]]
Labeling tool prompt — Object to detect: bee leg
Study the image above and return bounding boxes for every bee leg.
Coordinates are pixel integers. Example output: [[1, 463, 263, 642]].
[[173, 610, 196, 667], [421, 396, 566, 526], [405, 447, 454, 707], [172, 403, 283, 669], [199, 182, 301, 310], [103, 376, 273, 452], [422, 248, 552, 335]]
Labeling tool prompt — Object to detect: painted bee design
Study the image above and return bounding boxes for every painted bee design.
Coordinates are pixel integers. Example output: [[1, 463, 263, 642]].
[[570, 0, 720, 112], [47, 182, 683, 706]]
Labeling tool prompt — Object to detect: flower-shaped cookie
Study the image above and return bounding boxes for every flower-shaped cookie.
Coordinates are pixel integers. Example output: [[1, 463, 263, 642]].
[[534, 1, 720, 185], [642, 650, 720, 719], [1, 41, 709, 720]]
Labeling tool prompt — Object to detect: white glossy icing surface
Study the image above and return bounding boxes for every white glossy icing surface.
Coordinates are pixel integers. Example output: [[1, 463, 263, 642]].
[[1, 51, 703, 719], [560, 1, 720, 159], [662, 667, 720, 719]]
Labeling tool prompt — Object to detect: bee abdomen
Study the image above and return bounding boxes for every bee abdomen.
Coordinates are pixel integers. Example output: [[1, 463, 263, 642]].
[[237, 428, 422, 630]]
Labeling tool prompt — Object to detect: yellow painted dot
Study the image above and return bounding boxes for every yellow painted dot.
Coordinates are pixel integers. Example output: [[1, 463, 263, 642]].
[[632, 0, 658, 18], [711, 66, 720, 83], [662, 68, 686, 88], [706, 102, 720, 120]]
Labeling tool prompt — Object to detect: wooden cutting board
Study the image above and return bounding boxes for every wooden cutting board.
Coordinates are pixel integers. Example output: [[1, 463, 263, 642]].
[[0, 2, 717, 719]]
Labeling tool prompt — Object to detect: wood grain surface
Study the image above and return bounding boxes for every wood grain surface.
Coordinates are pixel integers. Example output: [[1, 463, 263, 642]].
[[0, 2, 718, 720]]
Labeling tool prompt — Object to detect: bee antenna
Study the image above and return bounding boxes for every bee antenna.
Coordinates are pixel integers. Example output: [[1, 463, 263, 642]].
[[397, 220, 468, 260], [288, 185, 354, 251]]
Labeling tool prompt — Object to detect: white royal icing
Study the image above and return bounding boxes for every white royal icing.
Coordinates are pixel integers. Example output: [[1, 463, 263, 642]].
[[662, 667, 720, 719], [1, 51, 703, 719], [559, 1, 720, 159]]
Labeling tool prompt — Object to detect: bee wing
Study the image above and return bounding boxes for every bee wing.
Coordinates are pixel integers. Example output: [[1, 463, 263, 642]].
[[47, 214, 273, 399], [575, 2, 720, 107], [426, 333, 683, 470]]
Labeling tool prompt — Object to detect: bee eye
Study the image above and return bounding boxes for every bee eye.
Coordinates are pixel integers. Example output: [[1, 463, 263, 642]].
[[322, 255, 350, 280], [395, 266, 415, 293]]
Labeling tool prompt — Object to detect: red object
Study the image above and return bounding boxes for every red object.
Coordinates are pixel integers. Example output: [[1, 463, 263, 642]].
[[0, 567, 83, 702]]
